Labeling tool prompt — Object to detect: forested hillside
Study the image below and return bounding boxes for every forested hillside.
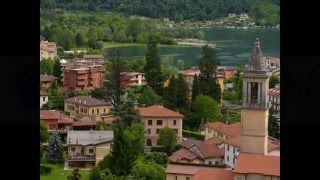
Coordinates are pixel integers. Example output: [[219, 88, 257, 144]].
[[41, 0, 280, 25]]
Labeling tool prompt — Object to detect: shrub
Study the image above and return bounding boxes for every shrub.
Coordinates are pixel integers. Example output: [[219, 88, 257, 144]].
[[151, 146, 166, 152], [182, 130, 205, 140], [40, 165, 52, 174]]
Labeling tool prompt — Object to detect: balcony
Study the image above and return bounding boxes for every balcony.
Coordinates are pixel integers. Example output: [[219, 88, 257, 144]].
[[77, 81, 86, 86], [77, 75, 86, 80], [68, 154, 95, 161]]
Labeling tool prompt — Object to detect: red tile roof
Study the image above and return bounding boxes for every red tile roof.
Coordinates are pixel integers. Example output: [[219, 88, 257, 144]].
[[193, 169, 234, 180], [40, 110, 60, 120], [64, 96, 108, 107], [179, 138, 202, 149], [40, 91, 48, 96], [40, 74, 57, 82], [165, 164, 215, 175], [224, 136, 280, 152], [168, 149, 200, 162], [269, 86, 280, 97], [196, 142, 224, 158], [72, 121, 96, 127], [204, 122, 241, 137], [233, 153, 280, 176], [138, 105, 184, 118]]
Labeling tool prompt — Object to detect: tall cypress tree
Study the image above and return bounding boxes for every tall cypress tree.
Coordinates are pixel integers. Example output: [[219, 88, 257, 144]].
[[53, 59, 62, 84], [144, 35, 164, 95], [175, 73, 190, 110], [164, 75, 177, 110], [192, 74, 200, 102]]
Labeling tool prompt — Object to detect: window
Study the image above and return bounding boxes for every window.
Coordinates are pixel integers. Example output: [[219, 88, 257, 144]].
[[173, 129, 178, 134], [186, 177, 190, 180], [208, 130, 211, 133], [173, 120, 176, 125], [48, 124, 57, 130], [89, 149, 94, 154], [233, 157, 235, 164], [227, 145, 229, 151], [104, 108, 106, 113], [251, 82, 258, 103], [42, 97, 46, 102], [84, 109, 87, 114], [233, 148, 235, 153], [215, 161, 219, 165], [175, 176, 178, 180], [80, 108, 83, 113], [92, 109, 94, 114], [227, 155, 229, 161], [157, 120, 163, 125], [97, 109, 99, 114], [208, 161, 212, 165], [156, 129, 160, 134], [148, 120, 152, 125], [148, 129, 151, 134], [71, 147, 75, 151]]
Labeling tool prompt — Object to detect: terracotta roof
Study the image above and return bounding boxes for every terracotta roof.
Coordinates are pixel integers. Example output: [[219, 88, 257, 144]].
[[58, 115, 74, 124], [233, 153, 280, 176], [264, 56, 280, 63], [203, 136, 225, 145], [40, 41, 56, 52], [138, 105, 184, 118], [102, 117, 116, 125], [168, 149, 200, 162], [72, 121, 96, 127], [224, 136, 280, 153], [40, 110, 60, 120], [40, 91, 48, 96], [83, 54, 104, 59], [40, 74, 57, 82], [179, 138, 202, 149], [193, 169, 234, 180], [268, 86, 280, 97], [196, 142, 224, 158], [204, 122, 241, 137], [165, 164, 215, 175], [121, 72, 145, 76], [64, 96, 108, 107]]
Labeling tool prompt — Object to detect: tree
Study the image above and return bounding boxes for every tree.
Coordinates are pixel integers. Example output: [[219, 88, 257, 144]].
[[269, 75, 280, 88], [157, 126, 177, 155], [95, 121, 109, 131], [138, 85, 163, 106], [40, 120, 49, 143], [160, 56, 179, 80], [144, 152, 168, 167], [192, 75, 200, 102], [131, 161, 165, 180], [46, 131, 63, 163], [114, 99, 140, 128], [192, 94, 222, 125], [53, 59, 62, 84], [67, 168, 81, 180], [40, 58, 54, 75], [268, 109, 280, 140], [144, 35, 164, 95], [89, 166, 102, 180], [75, 32, 83, 48], [175, 73, 190, 111]]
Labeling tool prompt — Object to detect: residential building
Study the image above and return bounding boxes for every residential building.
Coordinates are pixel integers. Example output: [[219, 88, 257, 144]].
[[269, 84, 280, 113], [264, 57, 280, 69], [138, 105, 184, 146], [165, 163, 228, 180], [64, 96, 110, 117], [40, 41, 57, 60], [66, 130, 113, 169], [202, 122, 241, 140], [169, 137, 225, 165], [83, 54, 104, 62], [62, 64, 105, 91], [120, 72, 146, 88], [233, 153, 280, 180], [40, 74, 57, 87], [239, 13, 249, 20], [228, 13, 236, 18], [40, 91, 49, 108], [217, 66, 237, 79]]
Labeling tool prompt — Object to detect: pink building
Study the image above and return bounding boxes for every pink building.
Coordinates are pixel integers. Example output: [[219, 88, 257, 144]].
[[138, 105, 184, 146], [120, 72, 146, 89]]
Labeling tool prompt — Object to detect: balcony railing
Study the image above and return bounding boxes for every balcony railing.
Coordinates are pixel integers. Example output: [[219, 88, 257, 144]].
[[68, 154, 95, 160]]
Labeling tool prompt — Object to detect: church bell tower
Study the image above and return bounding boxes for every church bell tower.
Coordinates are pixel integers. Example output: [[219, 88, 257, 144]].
[[240, 38, 271, 155]]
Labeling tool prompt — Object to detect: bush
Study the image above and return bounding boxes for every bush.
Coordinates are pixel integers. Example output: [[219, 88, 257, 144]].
[[40, 165, 53, 174], [151, 146, 166, 152], [182, 130, 205, 141]]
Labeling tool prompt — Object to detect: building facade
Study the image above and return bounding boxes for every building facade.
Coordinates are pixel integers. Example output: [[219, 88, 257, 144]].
[[40, 91, 49, 108], [62, 64, 105, 91], [138, 105, 184, 146], [40, 41, 57, 60], [64, 96, 110, 117], [120, 72, 146, 88], [269, 84, 280, 113], [40, 74, 57, 87]]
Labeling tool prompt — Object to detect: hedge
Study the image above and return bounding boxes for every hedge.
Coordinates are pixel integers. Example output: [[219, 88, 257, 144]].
[[40, 165, 52, 174], [151, 146, 166, 152], [182, 130, 205, 141]]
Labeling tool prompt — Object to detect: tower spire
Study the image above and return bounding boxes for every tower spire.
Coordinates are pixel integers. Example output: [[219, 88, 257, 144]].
[[248, 38, 266, 71]]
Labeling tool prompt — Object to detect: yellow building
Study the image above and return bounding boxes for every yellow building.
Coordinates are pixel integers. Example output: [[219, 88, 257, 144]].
[[64, 96, 110, 117]]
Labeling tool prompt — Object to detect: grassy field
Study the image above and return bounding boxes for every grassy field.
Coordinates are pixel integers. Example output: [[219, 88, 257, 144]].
[[40, 163, 90, 180]]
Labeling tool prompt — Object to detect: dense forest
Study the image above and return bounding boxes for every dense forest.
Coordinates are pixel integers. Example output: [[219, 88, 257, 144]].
[[41, 0, 280, 25]]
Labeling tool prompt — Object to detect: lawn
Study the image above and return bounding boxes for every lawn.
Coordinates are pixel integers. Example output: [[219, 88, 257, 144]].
[[40, 163, 90, 180]]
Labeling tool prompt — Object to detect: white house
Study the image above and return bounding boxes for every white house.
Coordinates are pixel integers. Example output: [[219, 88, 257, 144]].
[[40, 91, 49, 108]]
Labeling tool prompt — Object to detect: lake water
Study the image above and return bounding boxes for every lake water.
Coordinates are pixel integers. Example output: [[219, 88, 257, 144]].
[[105, 27, 279, 68]]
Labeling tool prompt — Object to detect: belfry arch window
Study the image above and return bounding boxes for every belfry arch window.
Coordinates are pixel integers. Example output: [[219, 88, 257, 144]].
[[251, 82, 258, 103]]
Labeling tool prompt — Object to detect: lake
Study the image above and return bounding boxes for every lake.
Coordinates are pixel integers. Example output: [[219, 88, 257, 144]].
[[105, 27, 280, 68]]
